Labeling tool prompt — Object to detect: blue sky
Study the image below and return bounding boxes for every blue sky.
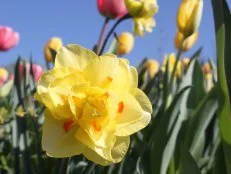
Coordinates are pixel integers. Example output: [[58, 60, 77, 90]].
[[0, 0, 230, 67]]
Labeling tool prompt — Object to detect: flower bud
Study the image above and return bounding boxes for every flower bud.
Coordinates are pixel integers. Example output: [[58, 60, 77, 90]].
[[202, 63, 212, 80], [175, 31, 198, 51], [97, 0, 128, 19], [116, 32, 134, 55], [0, 68, 8, 86], [162, 53, 182, 77], [19, 62, 44, 82], [176, 0, 203, 37], [0, 26, 19, 51], [44, 37, 63, 62], [145, 59, 159, 78], [181, 57, 190, 69]]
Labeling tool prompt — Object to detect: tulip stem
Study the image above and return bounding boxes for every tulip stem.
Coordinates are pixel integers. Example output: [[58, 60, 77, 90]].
[[99, 14, 131, 55], [96, 18, 110, 55]]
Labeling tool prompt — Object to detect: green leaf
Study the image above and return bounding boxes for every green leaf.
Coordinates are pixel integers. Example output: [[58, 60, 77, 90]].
[[212, 0, 231, 173], [179, 145, 201, 174], [150, 86, 191, 174], [185, 87, 218, 159]]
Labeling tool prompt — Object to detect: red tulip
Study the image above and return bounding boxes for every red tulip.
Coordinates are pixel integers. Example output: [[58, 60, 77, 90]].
[[0, 26, 19, 51], [97, 0, 128, 19]]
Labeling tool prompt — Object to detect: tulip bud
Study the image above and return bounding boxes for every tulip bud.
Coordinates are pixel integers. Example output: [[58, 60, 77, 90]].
[[115, 32, 134, 55], [19, 62, 44, 82], [44, 37, 63, 62], [202, 63, 213, 91], [32, 64, 44, 82], [202, 63, 212, 80], [145, 59, 159, 78], [181, 57, 190, 69], [97, 0, 128, 19], [0, 68, 8, 86], [162, 53, 182, 77], [175, 31, 198, 51], [176, 0, 203, 37], [0, 26, 19, 51]]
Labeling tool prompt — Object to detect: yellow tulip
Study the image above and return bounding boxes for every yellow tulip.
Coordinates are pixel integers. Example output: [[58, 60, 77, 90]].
[[181, 57, 190, 69], [44, 37, 63, 62], [202, 63, 212, 80], [0, 68, 8, 85], [116, 32, 134, 55], [177, 0, 203, 37], [175, 31, 198, 51], [125, 0, 158, 36], [35, 44, 152, 165], [145, 59, 159, 78], [162, 53, 181, 77]]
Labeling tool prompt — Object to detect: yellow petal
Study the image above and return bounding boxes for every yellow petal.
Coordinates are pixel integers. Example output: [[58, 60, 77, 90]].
[[55, 44, 98, 71], [83, 136, 130, 166], [83, 55, 119, 87], [76, 128, 114, 161], [112, 59, 138, 95], [134, 88, 152, 113], [42, 110, 84, 158], [115, 93, 151, 136]]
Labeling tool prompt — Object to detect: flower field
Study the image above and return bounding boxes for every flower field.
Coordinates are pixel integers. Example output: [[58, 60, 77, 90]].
[[0, 0, 231, 173]]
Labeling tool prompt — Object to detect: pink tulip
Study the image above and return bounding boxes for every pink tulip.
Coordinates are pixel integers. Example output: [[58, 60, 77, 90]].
[[19, 63, 43, 82], [32, 64, 43, 82], [97, 0, 128, 19], [0, 26, 19, 51]]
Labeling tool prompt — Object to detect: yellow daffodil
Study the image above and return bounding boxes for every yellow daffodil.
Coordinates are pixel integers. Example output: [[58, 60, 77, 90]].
[[116, 32, 134, 55], [125, 0, 159, 36], [144, 59, 159, 78], [175, 31, 198, 51], [44, 37, 63, 62], [162, 53, 181, 77], [35, 44, 152, 166]]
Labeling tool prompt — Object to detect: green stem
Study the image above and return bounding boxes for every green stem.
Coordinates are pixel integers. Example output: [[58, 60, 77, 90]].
[[96, 18, 110, 55], [99, 14, 131, 55], [168, 158, 175, 174], [58, 158, 69, 174]]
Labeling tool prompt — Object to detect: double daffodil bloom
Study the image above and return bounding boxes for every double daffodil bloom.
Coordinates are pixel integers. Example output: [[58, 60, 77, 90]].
[[35, 44, 152, 166], [162, 53, 182, 77], [125, 0, 158, 36], [177, 0, 203, 37]]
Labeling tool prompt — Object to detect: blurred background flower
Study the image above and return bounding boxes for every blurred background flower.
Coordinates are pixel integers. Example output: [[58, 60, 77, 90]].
[[0, 26, 19, 51], [115, 32, 134, 55], [44, 37, 63, 63], [97, 0, 128, 19], [125, 0, 159, 36]]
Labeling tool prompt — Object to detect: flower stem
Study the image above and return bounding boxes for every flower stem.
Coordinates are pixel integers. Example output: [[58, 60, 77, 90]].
[[96, 18, 110, 55], [99, 14, 131, 56]]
